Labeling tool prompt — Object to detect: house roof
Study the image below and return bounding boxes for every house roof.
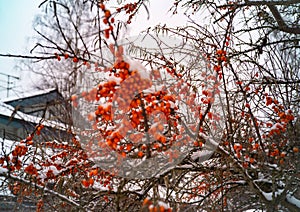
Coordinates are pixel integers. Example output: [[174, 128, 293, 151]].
[[0, 88, 67, 130], [0, 102, 65, 129], [3, 88, 62, 109], [1, 88, 57, 102]]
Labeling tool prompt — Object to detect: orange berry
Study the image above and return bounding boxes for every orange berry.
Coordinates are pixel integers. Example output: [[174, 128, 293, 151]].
[[89, 169, 98, 177], [105, 10, 111, 18], [159, 136, 167, 144], [88, 178, 94, 186], [104, 29, 110, 39], [82, 179, 89, 187], [125, 144, 132, 151], [273, 149, 279, 156], [143, 198, 150, 205], [293, 147, 299, 153], [279, 159, 284, 165], [26, 135, 33, 141], [159, 205, 165, 212], [108, 43, 115, 54], [153, 143, 160, 149], [99, 3, 105, 10], [73, 57, 79, 63], [137, 151, 144, 158], [87, 113, 94, 121], [70, 95, 77, 101], [141, 144, 147, 150], [233, 144, 238, 151], [27, 140, 33, 145], [280, 152, 286, 157]]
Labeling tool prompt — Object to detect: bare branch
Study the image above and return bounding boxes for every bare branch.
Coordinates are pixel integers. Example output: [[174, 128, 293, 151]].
[[267, 4, 300, 34], [244, 0, 300, 6], [0, 53, 56, 60]]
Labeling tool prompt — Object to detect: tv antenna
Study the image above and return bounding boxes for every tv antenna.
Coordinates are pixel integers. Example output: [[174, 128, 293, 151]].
[[0, 72, 20, 98]]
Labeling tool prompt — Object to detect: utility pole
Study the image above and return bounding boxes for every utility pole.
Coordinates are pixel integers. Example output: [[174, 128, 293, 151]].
[[0, 72, 20, 97]]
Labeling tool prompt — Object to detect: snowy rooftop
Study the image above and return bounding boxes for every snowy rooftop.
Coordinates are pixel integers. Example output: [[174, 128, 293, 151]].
[[0, 88, 57, 103], [0, 88, 67, 130], [0, 102, 65, 129]]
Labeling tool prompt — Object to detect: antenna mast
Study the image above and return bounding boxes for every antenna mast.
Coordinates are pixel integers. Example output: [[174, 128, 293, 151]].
[[0, 72, 20, 97]]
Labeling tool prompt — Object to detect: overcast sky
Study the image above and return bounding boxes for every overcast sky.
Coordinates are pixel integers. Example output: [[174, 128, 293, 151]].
[[0, 0, 40, 98], [0, 0, 190, 99]]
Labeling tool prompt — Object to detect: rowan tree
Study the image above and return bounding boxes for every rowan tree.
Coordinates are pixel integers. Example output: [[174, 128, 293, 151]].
[[0, 0, 299, 211]]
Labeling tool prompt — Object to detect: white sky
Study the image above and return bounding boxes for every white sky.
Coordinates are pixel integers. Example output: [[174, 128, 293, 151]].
[[0, 0, 40, 99], [0, 0, 191, 99]]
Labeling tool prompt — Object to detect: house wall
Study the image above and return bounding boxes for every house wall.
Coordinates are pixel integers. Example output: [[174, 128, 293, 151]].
[[0, 118, 27, 141]]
